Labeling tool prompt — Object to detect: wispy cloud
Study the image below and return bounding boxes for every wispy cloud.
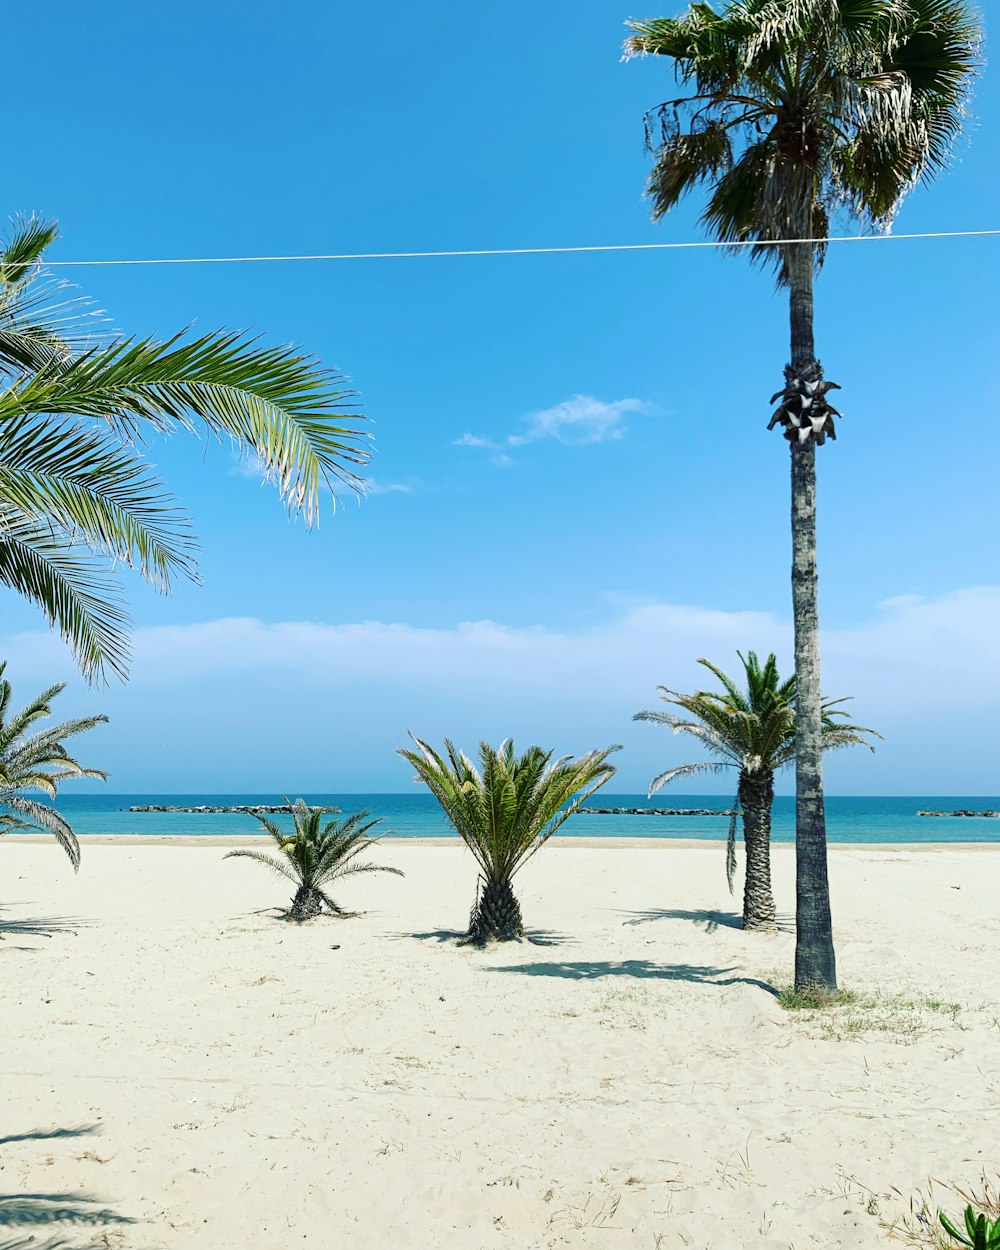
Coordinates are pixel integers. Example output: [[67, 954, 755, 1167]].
[[456, 394, 651, 464], [364, 477, 416, 496], [514, 395, 649, 445], [453, 434, 495, 449]]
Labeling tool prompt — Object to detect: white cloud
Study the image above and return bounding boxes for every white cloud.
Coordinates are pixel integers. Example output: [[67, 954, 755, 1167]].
[[7, 586, 1000, 792], [457, 394, 651, 464], [512, 395, 649, 446], [453, 433, 496, 449], [364, 478, 415, 496]]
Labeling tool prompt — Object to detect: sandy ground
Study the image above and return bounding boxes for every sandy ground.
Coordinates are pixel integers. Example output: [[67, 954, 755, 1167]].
[[2, 839, 999, 1250]]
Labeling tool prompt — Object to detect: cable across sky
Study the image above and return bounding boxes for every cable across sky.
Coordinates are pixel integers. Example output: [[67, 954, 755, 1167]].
[[33, 227, 1000, 268]]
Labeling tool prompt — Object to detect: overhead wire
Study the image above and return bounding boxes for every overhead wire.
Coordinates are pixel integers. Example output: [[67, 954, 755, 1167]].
[[28, 227, 1000, 268]]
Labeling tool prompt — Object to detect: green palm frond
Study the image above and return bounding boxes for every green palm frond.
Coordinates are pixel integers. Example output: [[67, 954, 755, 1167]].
[[0, 661, 106, 869], [0, 219, 372, 683], [0, 217, 59, 289], [0, 510, 131, 682], [224, 848, 300, 885], [0, 414, 198, 590], [10, 332, 370, 519]]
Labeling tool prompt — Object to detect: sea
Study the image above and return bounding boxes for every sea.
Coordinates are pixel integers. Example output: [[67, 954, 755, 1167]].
[[19, 793, 1000, 844]]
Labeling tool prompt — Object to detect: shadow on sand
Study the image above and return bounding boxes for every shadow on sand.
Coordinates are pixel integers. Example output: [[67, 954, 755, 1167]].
[[0, 1193, 135, 1229], [0, 1125, 134, 1244], [0, 1127, 99, 1148], [402, 928, 573, 948], [0, 911, 88, 943], [619, 907, 794, 934], [488, 958, 780, 995]]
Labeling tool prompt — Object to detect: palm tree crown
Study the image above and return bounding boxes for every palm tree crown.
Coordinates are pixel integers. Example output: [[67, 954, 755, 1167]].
[[226, 801, 403, 922], [0, 217, 371, 682], [625, 0, 980, 281], [0, 660, 107, 869], [399, 736, 619, 942], [635, 651, 878, 884], [638, 652, 876, 789]]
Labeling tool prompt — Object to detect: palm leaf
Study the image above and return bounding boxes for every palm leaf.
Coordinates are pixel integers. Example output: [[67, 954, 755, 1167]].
[[0, 510, 131, 683]]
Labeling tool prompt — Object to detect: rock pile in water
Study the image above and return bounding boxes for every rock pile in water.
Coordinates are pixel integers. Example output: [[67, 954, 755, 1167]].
[[578, 806, 735, 817], [126, 804, 342, 815], [916, 809, 999, 818]]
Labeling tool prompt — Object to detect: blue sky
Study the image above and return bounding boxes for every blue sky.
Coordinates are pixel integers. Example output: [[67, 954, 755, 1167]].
[[2, 1, 998, 794]]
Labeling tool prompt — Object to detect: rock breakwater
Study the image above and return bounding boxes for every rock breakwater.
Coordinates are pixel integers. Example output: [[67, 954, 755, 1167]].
[[916, 809, 999, 818], [578, 806, 735, 817], [126, 804, 342, 815]]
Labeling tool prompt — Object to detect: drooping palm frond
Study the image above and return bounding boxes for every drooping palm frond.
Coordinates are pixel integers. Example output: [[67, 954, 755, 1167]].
[[399, 736, 620, 884], [625, 0, 980, 279], [0, 508, 132, 682], [0, 219, 372, 683], [0, 661, 106, 870]]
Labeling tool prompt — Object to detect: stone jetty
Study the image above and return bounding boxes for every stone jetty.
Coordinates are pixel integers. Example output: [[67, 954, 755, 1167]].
[[126, 804, 342, 815], [916, 809, 999, 818], [578, 806, 734, 817]]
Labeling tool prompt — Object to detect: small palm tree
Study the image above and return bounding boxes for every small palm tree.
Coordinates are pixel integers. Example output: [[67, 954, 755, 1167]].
[[399, 735, 619, 944], [635, 652, 878, 931], [0, 660, 107, 869], [0, 217, 370, 683], [625, 1, 978, 989], [225, 801, 403, 923]]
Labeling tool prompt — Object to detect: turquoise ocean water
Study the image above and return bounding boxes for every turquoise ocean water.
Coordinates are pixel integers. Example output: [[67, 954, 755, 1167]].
[[22, 794, 1000, 843]]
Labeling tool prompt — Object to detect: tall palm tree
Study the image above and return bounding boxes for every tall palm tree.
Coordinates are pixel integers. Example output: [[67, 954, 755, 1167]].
[[226, 801, 403, 923], [0, 217, 371, 683], [635, 651, 878, 930], [399, 736, 619, 944], [0, 660, 107, 869], [625, 1, 978, 988]]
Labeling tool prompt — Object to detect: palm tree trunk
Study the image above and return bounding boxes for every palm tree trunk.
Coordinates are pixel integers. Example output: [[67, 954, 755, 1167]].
[[786, 241, 837, 992], [739, 772, 777, 931], [288, 884, 324, 922], [467, 875, 524, 944]]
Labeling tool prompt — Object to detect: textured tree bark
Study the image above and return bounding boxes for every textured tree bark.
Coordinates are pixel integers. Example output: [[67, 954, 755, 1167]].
[[467, 875, 524, 944], [287, 884, 324, 922], [739, 772, 777, 931], [786, 241, 837, 991]]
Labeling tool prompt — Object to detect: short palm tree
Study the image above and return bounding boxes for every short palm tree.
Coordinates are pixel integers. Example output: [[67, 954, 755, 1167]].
[[226, 801, 403, 922], [399, 735, 619, 944], [636, 652, 879, 930], [0, 217, 371, 683], [0, 660, 107, 869], [625, 1, 978, 988]]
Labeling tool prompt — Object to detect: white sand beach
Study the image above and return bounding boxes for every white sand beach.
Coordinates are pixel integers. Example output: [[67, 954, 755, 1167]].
[[2, 839, 999, 1249]]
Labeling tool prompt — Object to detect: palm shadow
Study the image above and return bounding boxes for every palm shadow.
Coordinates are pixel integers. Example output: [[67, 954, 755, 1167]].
[[0, 1193, 135, 1228], [621, 907, 794, 935], [0, 1126, 98, 1147], [0, 1238, 93, 1250], [0, 910, 88, 942], [0, 1125, 134, 1238], [403, 928, 573, 947], [489, 959, 780, 996]]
